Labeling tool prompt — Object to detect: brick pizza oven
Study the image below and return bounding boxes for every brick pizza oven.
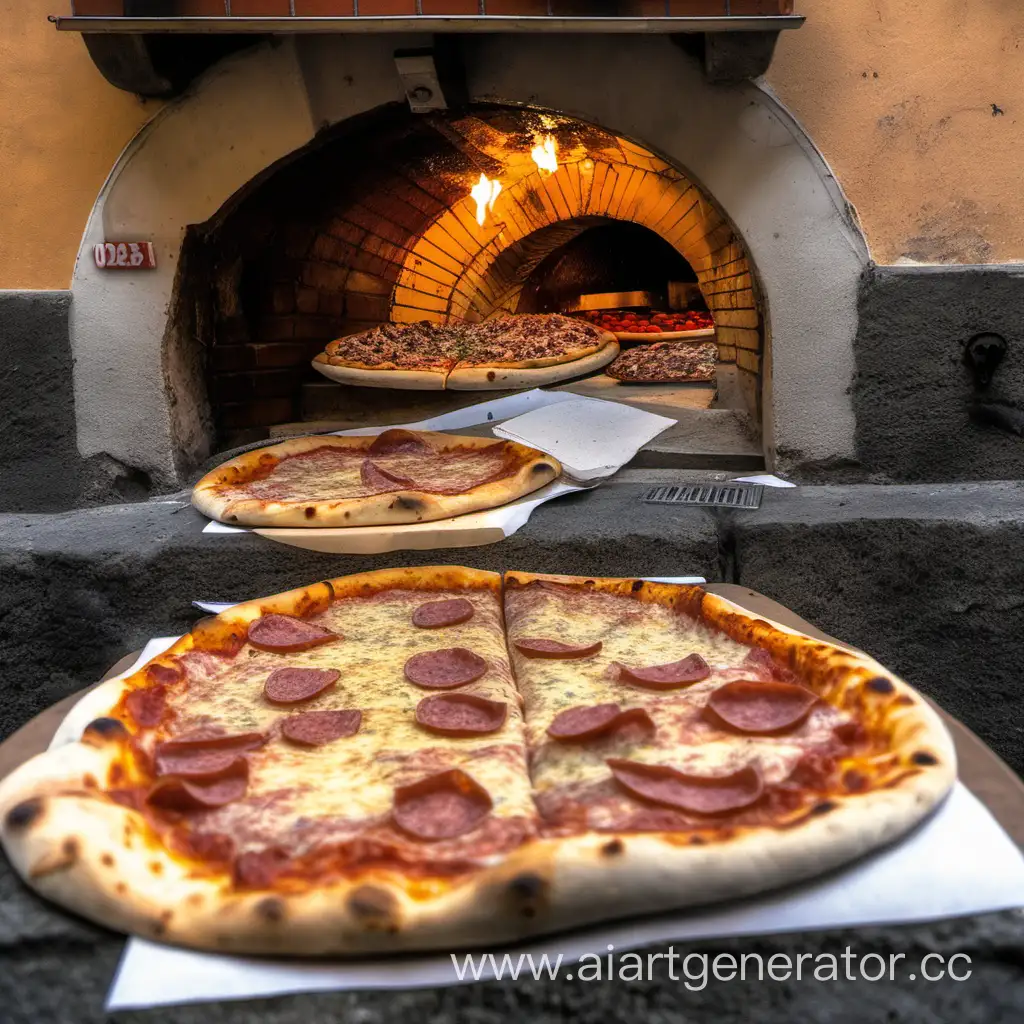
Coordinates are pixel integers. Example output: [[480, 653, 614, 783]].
[[65, 26, 868, 488], [180, 105, 761, 447]]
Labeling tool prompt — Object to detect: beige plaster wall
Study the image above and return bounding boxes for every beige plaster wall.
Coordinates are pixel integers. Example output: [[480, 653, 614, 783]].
[[0, 3, 157, 289], [768, 0, 1024, 264], [1, 1, 1021, 286]]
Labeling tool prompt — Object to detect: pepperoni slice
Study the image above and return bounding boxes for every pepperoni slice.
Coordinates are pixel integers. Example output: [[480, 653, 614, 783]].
[[124, 685, 166, 727], [743, 647, 796, 683], [233, 847, 290, 889], [392, 769, 493, 841], [147, 774, 248, 812], [367, 428, 432, 456], [513, 638, 603, 660], [154, 750, 249, 781], [607, 759, 764, 815], [412, 598, 475, 629], [361, 459, 415, 492], [404, 648, 488, 689], [281, 709, 362, 746], [705, 680, 818, 735], [547, 704, 656, 741], [415, 694, 507, 737], [145, 663, 182, 686], [247, 614, 339, 653], [264, 667, 340, 705], [547, 703, 623, 740], [614, 653, 711, 689], [156, 729, 266, 756]]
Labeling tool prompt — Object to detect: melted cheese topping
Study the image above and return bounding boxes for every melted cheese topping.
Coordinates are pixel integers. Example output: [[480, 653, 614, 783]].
[[217, 444, 519, 504], [154, 589, 529, 855], [130, 580, 861, 872]]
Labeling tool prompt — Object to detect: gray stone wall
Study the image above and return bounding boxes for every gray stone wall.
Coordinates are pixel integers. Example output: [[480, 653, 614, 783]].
[[853, 264, 1024, 482], [0, 291, 154, 513]]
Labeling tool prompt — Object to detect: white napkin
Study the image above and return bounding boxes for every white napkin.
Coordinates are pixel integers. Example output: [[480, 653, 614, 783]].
[[492, 397, 675, 483]]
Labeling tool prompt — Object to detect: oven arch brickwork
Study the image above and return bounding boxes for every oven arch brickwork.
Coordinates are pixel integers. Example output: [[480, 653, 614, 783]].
[[69, 33, 868, 486]]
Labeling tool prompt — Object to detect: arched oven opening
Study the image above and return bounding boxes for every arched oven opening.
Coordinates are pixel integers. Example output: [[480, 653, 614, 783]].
[[176, 102, 763, 467]]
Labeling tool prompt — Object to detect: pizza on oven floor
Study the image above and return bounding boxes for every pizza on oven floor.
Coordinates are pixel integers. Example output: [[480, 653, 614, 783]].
[[191, 428, 561, 528], [312, 314, 619, 390], [607, 340, 718, 383], [0, 568, 955, 955]]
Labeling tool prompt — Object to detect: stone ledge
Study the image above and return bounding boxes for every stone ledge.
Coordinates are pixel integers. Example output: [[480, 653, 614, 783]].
[[731, 482, 1024, 774], [2, 482, 1023, 774]]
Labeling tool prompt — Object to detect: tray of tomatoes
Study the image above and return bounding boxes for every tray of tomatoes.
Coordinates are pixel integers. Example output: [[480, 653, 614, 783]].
[[577, 308, 716, 342]]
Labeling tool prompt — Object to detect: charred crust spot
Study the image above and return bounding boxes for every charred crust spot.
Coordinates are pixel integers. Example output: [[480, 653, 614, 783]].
[[84, 717, 128, 742], [115, 882, 127, 895], [395, 496, 424, 512], [531, 462, 554, 475], [304, 506, 316, 519], [83, 774, 98, 789], [689, 835, 706, 845], [62, 838, 79, 859], [324, 580, 335, 601], [631, 580, 644, 592], [866, 676, 895, 694], [160, 910, 173, 924], [344, 511, 351, 518], [6, 798, 44, 831], [812, 800, 837, 816], [255, 897, 286, 924], [507, 872, 548, 917], [100, 853, 115, 868], [151, 919, 167, 937], [348, 885, 398, 926], [896, 694, 915, 706], [911, 751, 939, 766], [487, 371, 496, 381], [843, 770, 867, 793], [601, 838, 625, 857]]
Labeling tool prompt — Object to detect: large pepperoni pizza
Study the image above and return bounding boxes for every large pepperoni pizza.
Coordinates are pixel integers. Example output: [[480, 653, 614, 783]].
[[192, 429, 561, 528], [0, 568, 955, 955]]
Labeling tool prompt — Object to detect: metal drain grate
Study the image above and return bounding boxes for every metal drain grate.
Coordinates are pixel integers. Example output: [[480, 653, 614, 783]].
[[642, 483, 764, 509]]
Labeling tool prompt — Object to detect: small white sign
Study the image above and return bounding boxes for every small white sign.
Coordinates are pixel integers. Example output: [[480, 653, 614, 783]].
[[93, 241, 157, 270]]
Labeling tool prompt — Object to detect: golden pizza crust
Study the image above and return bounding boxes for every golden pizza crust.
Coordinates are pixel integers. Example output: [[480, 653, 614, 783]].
[[311, 356, 447, 390], [445, 341, 620, 391], [191, 431, 561, 529], [0, 568, 957, 956]]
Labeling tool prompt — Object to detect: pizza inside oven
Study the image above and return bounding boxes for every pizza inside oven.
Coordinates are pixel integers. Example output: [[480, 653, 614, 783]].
[[0, 568, 955, 956], [312, 314, 619, 391]]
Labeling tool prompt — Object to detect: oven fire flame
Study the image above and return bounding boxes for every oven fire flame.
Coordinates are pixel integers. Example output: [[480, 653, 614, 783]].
[[471, 173, 502, 227], [531, 135, 559, 175]]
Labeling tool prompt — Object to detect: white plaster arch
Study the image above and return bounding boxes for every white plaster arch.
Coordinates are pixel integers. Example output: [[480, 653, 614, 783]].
[[70, 33, 868, 484]]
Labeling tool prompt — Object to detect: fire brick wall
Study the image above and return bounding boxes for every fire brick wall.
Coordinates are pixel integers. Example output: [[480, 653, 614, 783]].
[[193, 109, 760, 434]]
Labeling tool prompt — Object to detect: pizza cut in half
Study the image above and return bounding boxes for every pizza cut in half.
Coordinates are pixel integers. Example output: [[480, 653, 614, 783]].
[[191, 428, 561, 528], [0, 568, 955, 956], [312, 314, 619, 391], [607, 341, 718, 383]]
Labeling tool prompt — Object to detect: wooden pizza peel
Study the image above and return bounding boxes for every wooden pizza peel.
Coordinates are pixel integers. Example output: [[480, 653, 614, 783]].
[[1, 584, 1022, 850]]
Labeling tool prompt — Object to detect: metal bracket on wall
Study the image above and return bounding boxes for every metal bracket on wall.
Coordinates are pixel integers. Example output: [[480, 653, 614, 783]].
[[394, 39, 467, 113]]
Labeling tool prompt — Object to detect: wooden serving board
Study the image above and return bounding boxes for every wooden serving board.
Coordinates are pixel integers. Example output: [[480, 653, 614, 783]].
[[613, 328, 716, 343]]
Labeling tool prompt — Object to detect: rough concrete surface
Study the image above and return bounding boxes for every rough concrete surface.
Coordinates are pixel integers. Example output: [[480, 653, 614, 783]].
[[731, 482, 1024, 775], [2, 482, 1024, 1021], [0, 485, 720, 739], [854, 265, 1024, 482]]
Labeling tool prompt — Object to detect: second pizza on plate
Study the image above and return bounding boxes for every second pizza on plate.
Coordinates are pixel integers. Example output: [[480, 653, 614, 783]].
[[192, 428, 561, 528], [312, 314, 619, 391]]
